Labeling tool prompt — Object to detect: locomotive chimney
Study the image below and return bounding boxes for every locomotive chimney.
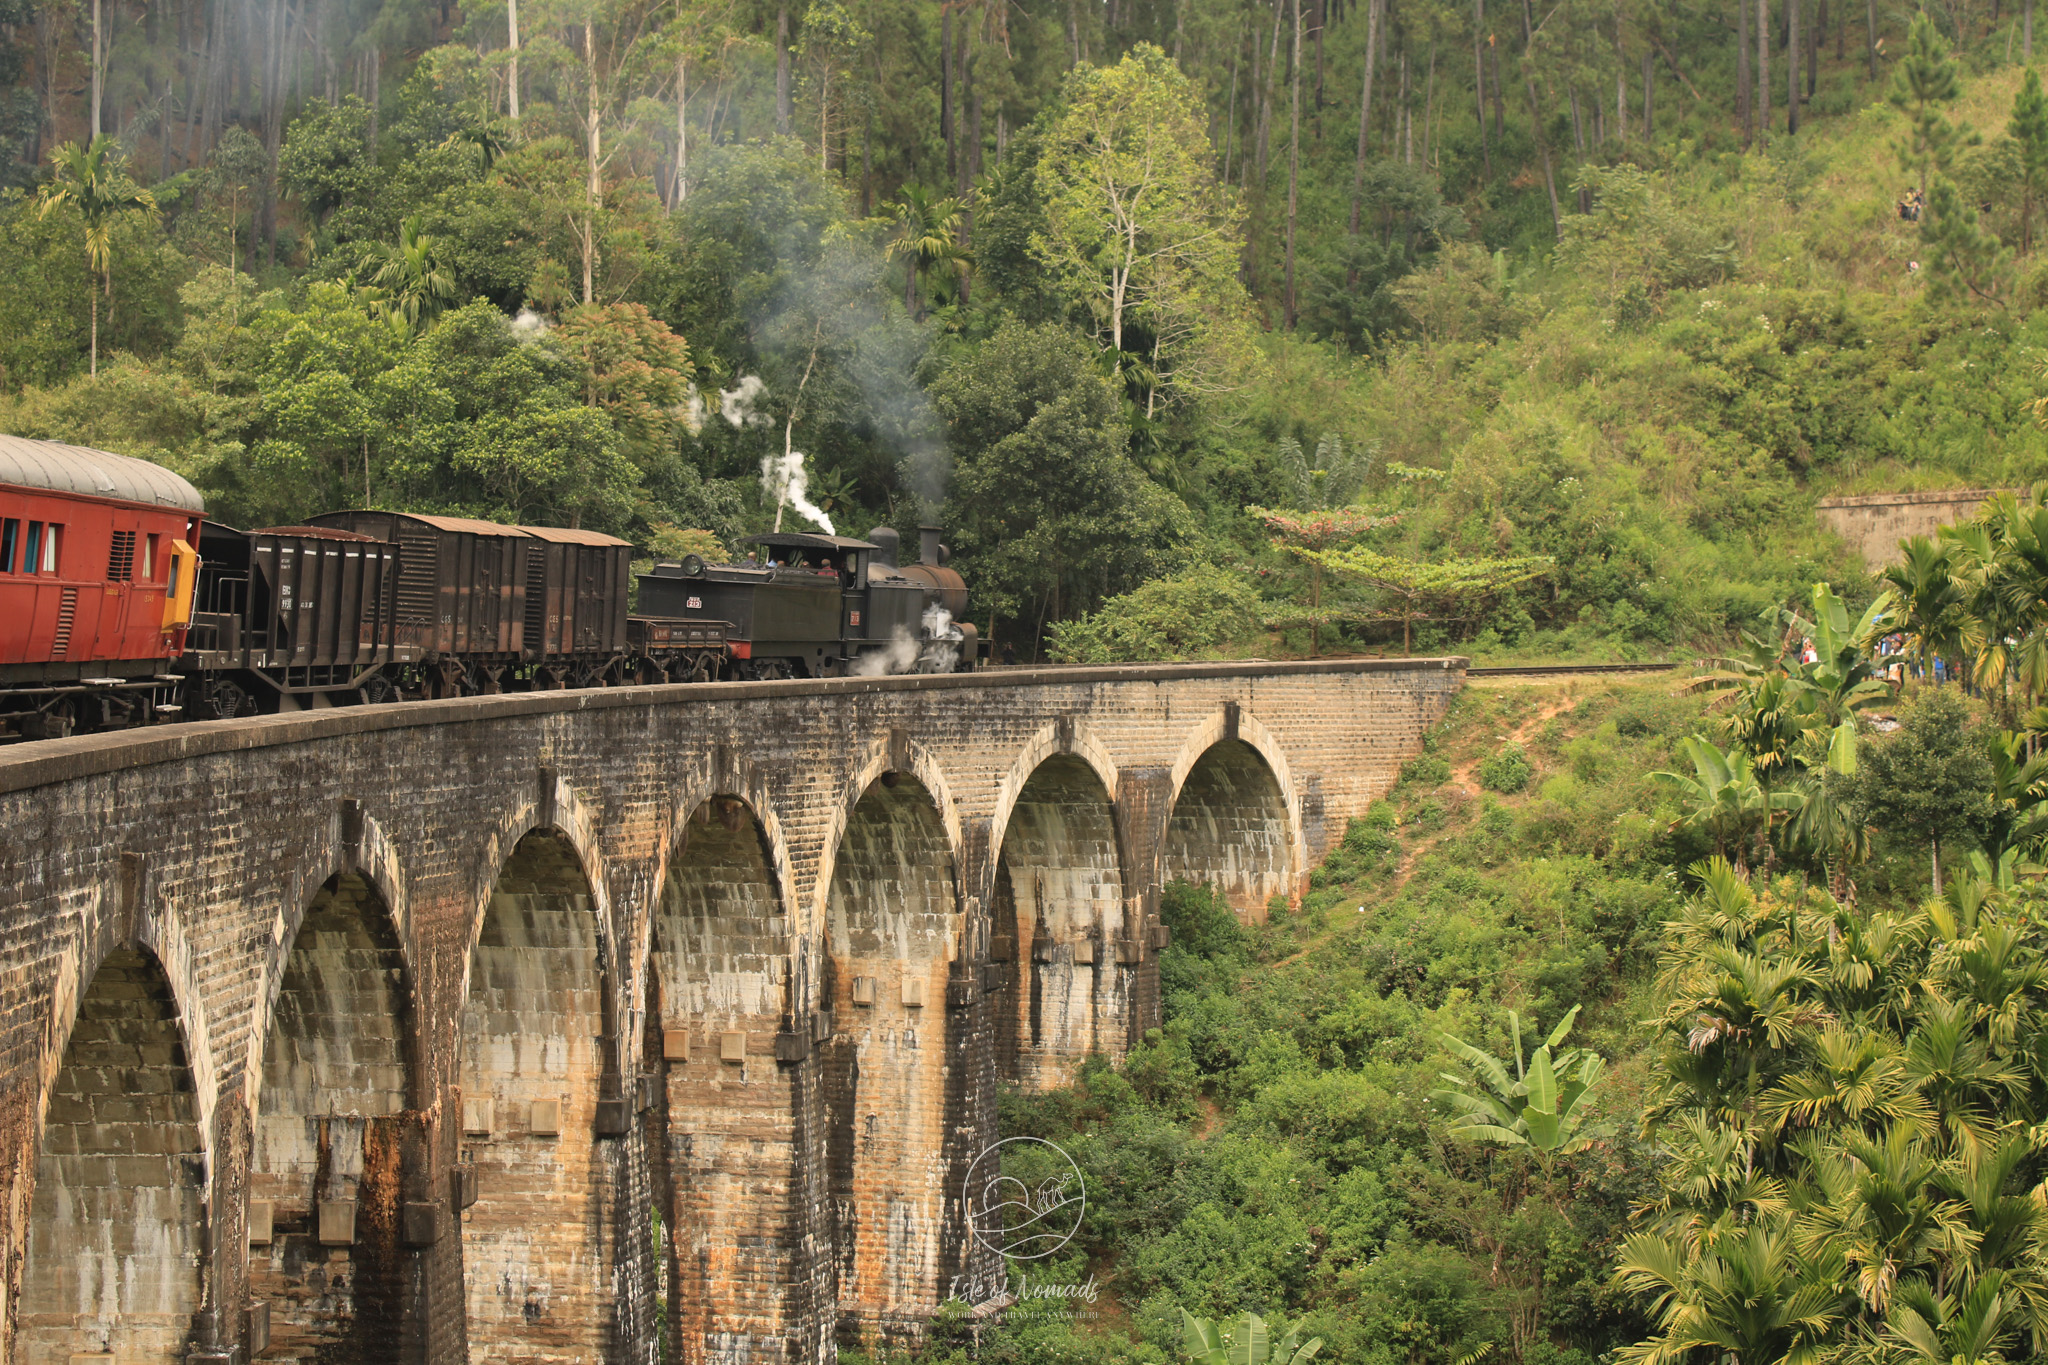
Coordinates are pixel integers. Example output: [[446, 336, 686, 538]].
[[866, 526, 900, 567], [918, 525, 942, 566]]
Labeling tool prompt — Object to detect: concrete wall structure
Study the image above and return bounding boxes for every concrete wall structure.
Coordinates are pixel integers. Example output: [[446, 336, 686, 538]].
[[0, 658, 1461, 1365], [1815, 490, 2006, 568]]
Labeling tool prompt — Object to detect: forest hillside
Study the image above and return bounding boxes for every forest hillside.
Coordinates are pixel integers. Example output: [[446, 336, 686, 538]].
[[4, 0, 2048, 656]]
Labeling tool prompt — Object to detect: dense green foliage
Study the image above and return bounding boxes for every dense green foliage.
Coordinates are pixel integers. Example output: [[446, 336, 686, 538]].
[[13, 0, 2048, 656]]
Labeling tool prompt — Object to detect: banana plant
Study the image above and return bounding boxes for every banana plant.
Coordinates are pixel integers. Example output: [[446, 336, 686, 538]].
[[1653, 737, 1803, 873], [1179, 1310, 1322, 1365], [1433, 1005, 1607, 1176]]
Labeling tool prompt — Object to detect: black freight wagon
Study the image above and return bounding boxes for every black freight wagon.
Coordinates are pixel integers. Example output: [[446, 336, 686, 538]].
[[184, 522, 410, 714]]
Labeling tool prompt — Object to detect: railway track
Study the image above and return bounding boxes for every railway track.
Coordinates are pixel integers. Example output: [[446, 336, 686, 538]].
[[1466, 662, 1681, 677]]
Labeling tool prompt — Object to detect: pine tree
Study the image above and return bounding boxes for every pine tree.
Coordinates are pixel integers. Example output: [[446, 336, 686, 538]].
[[1922, 176, 2013, 308], [2013, 68, 2048, 253], [1890, 12, 1965, 199]]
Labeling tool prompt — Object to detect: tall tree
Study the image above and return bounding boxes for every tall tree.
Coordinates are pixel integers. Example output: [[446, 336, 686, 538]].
[[35, 136, 160, 378], [1739, 0, 1751, 144], [1284, 0, 1300, 327], [1474, 0, 1489, 179], [508, 0, 523, 117], [1890, 11, 1963, 199], [1757, 0, 1770, 146], [2013, 67, 2048, 252], [1349, 0, 1383, 236], [1519, 0, 1561, 238], [1033, 44, 1252, 413], [1786, 0, 1800, 135], [776, 4, 792, 133]]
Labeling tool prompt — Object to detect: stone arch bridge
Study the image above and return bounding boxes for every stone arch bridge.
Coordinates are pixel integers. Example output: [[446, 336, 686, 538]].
[[0, 658, 1461, 1365]]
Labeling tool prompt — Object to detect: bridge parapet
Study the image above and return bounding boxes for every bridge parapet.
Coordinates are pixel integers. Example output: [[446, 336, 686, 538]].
[[0, 657, 1462, 1365]]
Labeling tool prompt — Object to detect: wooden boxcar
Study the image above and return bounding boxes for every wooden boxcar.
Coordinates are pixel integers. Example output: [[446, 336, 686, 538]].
[[306, 511, 631, 686], [0, 436, 203, 730]]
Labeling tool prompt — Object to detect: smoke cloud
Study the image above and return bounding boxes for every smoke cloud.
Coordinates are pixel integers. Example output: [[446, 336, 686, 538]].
[[511, 308, 549, 337], [760, 449, 836, 535]]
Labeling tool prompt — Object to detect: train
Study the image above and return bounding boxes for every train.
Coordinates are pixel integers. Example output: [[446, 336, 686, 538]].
[[0, 435, 980, 740]]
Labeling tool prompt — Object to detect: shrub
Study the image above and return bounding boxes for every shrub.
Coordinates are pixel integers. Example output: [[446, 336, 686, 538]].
[[1478, 743, 1534, 793], [1401, 754, 1452, 786]]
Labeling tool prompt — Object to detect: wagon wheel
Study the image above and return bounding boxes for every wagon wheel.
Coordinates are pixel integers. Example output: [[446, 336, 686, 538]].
[[22, 699, 77, 740], [190, 678, 248, 721], [358, 673, 399, 707]]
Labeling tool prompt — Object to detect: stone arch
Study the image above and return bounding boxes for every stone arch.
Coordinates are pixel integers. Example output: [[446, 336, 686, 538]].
[[1161, 710, 1304, 918], [249, 870, 424, 1361], [649, 754, 803, 982], [458, 826, 623, 1362], [248, 807, 417, 1094], [810, 738, 967, 932], [821, 769, 967, 1342], [986, 721, 1123, 879], [457, 774, 612, 999], [21, 944, 206, 1364], [651, 794, 818, 1365], [989, 755, 1130, 1087]]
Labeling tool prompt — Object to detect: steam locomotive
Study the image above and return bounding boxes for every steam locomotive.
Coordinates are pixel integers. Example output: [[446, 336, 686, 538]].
[[0, 435, 980, 740]]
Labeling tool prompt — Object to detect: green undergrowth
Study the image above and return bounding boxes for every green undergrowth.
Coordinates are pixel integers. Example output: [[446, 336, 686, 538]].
[[870, 678, 1721, 1365]]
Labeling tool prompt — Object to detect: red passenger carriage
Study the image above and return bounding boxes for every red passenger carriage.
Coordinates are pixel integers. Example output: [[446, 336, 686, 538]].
[[0, 436, 202, 737]]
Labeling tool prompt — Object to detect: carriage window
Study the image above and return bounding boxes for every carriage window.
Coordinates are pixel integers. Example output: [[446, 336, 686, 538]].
[[0, 520, 15, 573], [39, 524, 60, 574], [22, 523, 41, 575], [143, 534, 159, 580]]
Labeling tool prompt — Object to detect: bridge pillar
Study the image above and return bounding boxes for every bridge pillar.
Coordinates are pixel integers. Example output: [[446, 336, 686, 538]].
[[457, 828, 629, 1362], [653, 795, 819, 1365], [249, 871, 426, 1362], [822, 772, 994, 1347], [20, 946, 206, 1365]]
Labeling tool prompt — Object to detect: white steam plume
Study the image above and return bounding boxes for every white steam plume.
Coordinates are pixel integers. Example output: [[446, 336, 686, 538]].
[[852, 628, 921, 676], [678, 381, 707, 436], [512, 308, 549, 337], [720, 375, 771, 428], [920, 603, 961, 673], [760, 449, 836, 535]]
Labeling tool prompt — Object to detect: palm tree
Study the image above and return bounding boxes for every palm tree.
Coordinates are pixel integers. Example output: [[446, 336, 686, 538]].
[[1884, 535, 1973, 682], [886, 185, 969, 316], [357, 215, 459, 334], [35, 136, 159, 379]]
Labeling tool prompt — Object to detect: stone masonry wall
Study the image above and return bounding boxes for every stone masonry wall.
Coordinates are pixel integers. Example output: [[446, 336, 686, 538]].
[[459, 832, 619, 1363], [0, 658, 1462, 1364], [656, 800, 802, 1365], [1815, 490, 2005, 568], [249, 872, 419, 1362], [20, 948, 205, 1365]]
